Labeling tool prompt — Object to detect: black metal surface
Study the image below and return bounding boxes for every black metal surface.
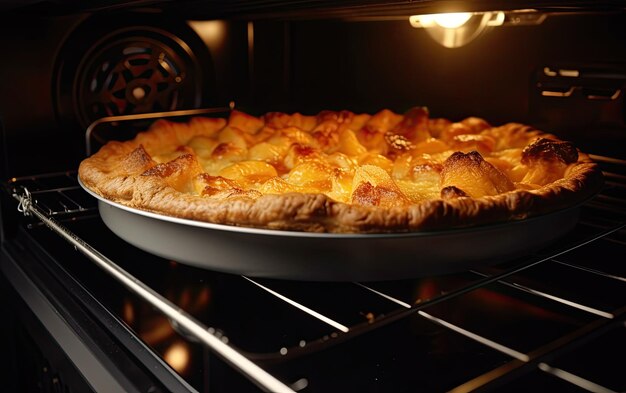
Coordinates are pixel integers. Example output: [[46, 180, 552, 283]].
[[4, 0, 625, 19], [0, 270, 94, 393], [1, 233, 197, 392]]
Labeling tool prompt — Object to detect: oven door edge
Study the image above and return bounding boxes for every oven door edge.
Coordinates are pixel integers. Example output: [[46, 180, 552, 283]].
[[0, 229, 197, 393]]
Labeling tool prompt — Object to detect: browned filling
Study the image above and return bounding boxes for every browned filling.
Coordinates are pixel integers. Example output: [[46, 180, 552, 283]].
[[112, 108, 578, 207]]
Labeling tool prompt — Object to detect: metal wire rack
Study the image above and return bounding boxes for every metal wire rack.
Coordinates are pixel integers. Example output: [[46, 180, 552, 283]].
[[8, 171, 97, 217], [5, 152, 626, 393]]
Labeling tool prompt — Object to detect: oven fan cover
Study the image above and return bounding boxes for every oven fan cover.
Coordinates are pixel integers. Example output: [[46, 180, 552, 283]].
[[54, 15, 213, 129]]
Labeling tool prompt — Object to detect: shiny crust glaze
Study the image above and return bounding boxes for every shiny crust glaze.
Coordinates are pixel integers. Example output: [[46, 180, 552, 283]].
[[79, 109, 603, 233]]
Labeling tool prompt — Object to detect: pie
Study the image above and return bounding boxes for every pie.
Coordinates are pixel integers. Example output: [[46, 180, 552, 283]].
[[78, 107, 603, 233]]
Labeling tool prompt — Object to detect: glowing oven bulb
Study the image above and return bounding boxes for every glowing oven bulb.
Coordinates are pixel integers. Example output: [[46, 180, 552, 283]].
[[431, 12, 473, 29], [409, 11, 508, 48], [412, 12, 473, 29]]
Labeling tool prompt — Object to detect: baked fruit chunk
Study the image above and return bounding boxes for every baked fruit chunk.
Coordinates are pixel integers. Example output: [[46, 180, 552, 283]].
[[79, 107, 602, 233]]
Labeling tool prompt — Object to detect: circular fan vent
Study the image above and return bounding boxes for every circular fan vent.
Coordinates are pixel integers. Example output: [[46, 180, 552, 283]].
[[55, 14, 214, 129], [81, 40, 187, 120]]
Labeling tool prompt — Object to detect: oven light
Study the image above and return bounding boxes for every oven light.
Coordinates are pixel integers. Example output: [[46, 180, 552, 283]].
[[415, 12, 473, 29], [409, 11, 506, 29], [409, 11, 508, 48]]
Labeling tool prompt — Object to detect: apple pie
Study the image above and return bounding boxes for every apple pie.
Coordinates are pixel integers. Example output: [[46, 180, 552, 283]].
[[78, 107, 602, 233]]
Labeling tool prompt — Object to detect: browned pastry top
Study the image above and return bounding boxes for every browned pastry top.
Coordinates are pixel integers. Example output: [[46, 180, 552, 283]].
[[78, 107, 602, 233]]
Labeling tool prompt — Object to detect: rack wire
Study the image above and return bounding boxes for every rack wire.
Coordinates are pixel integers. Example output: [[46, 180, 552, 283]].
[[5, 152, 626, 392], [8, 171, 97, 217]]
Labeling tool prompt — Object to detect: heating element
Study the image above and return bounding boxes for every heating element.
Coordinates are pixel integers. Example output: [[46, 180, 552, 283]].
[[3, 130, 625, 392]]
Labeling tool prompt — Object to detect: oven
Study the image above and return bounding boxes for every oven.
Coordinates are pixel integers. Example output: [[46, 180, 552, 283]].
[[1, 1, 625, 392]]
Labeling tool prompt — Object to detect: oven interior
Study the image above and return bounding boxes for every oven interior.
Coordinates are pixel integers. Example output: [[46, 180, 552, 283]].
[[1, 2, 625, 392]]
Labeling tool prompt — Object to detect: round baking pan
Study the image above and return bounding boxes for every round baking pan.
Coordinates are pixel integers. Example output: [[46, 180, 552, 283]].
[[79, 179, 580, 281]]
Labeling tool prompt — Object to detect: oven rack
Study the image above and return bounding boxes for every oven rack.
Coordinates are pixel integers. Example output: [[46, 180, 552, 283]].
[[7, 171, 98, 218], [6, 154, 626, 393]]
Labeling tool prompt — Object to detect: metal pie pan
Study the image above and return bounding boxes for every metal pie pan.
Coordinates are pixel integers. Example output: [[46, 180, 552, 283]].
[[80, 179, 579, 281]]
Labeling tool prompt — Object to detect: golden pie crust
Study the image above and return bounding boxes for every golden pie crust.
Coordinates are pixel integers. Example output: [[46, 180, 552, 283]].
[[78, 107, 603, 233]]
